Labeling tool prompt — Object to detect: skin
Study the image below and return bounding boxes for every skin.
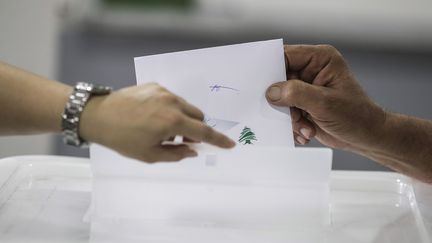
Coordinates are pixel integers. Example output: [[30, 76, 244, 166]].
[[0, 62, 235, 163], [266, 45, 432, 183], [2, 46, 431, 181]]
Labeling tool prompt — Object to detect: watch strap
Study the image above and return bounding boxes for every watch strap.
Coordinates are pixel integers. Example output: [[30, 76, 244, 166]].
[[61, 82, 112, 148]]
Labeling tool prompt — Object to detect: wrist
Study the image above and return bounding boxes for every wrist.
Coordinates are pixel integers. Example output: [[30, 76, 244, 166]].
[[357, 110, 399, 158], [79, 95, 107, 145], [347, 103, 389, 155]]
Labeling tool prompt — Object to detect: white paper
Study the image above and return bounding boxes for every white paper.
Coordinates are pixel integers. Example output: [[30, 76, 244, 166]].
[[134, 39, 294, 147]]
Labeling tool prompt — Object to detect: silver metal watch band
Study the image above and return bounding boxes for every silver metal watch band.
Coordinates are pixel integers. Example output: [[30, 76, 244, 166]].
[[61, 82, 111, 148]]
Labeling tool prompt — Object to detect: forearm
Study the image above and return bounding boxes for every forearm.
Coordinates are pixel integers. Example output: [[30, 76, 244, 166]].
[[0, 62, 72, 135], [360, 112, 432, 182]]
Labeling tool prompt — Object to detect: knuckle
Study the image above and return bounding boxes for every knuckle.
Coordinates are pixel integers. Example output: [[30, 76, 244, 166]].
[[319, 44, 343, 58], [321, 44, 343, 59], [282, 82, 299, 102], [319, 44, 337, 53], [158, 92, 178, 104], [157, 86, 168, 93], [290, 109, 302, 122], [147, 82, 162, 91], [291, 121, 302, 131]]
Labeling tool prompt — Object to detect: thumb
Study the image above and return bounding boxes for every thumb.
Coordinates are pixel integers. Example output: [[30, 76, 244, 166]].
[[266, 79, 325, 113]]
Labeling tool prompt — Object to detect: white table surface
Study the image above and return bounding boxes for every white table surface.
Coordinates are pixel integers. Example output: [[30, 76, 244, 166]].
[[0, 155, 431, 243]]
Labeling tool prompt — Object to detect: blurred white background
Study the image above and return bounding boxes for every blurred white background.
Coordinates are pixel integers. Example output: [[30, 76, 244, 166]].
[[0, 0, 431, 170]]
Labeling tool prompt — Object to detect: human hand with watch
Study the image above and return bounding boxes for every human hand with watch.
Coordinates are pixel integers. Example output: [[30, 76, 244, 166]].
[[78, 83, 236, 162], [0, 62, 235, 163]]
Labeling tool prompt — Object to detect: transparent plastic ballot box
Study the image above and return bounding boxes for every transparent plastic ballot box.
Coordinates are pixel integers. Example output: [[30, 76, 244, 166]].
[[0, 155, 431, 243], [89, 146, 332, 242]]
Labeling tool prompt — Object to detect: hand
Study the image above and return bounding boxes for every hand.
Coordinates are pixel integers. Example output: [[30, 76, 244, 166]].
[[80, 83, 235, 162], [266, 45, 386, 153]]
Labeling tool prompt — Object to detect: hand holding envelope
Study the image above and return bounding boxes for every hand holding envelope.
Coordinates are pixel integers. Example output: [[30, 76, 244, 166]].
[[80, 83, 235, 163]]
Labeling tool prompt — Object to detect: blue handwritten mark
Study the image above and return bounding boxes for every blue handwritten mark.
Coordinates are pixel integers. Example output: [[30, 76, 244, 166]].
[[209, 84, 239, 93]]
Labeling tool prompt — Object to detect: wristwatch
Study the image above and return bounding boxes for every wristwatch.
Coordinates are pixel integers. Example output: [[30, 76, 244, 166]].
[[61, 82, 112, 148]]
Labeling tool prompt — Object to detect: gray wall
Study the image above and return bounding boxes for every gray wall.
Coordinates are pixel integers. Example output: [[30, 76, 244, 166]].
[[55, 30, 432, 171]]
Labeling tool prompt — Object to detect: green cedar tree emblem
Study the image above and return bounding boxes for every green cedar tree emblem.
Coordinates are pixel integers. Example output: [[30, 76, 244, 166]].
[[238, 126, 257, 145]]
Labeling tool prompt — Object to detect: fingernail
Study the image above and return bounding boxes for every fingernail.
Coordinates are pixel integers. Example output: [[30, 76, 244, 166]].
[[300, 128, 311, 139], [266, 86, 281, 101], [297, 136, 306, 145]]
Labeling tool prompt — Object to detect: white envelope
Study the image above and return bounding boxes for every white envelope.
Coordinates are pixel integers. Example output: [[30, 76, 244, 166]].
[[134, 39, 294, 147]]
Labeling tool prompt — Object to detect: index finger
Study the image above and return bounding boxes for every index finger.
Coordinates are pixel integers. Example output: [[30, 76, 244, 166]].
[[284, 45, 347, 86], [175, 116, 236, 149]]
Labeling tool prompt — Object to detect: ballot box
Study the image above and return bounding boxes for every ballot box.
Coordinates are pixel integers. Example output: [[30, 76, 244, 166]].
[[88, 146, 327, 242], [0, 156, 430, 243]]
